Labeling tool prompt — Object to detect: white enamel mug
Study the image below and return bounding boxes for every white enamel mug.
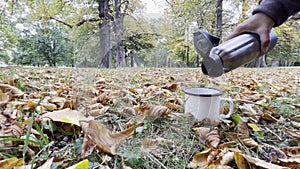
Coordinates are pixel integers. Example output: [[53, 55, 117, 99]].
[[183, 87, 234, 121]]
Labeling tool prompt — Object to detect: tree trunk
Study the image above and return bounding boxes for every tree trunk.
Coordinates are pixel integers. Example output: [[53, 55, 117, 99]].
[[114, 0, 125, 67], [216, 0, 223, 37], [99, 0, 112, 68]]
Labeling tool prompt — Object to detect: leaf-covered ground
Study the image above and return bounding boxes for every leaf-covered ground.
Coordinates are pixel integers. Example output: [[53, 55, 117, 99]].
[[0, 67, 299, 169]]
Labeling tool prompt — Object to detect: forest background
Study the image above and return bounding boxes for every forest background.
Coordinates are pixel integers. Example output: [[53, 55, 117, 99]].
[[0, 0, 299, 68]]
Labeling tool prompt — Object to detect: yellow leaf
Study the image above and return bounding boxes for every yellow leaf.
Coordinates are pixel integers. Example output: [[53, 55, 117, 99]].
[[247, 123, 261, 131], [0, 92, 9, 105], [42, 103, 57, 111], [60, 117, 73, 124], [0, 157, 24, 169], [66, 159, 89, 169]]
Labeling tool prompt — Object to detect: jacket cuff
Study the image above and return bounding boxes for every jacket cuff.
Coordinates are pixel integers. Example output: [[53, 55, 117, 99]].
[[252, 2, 288, 27]]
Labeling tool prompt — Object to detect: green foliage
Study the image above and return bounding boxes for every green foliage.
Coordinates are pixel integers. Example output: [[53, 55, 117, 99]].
[[14, 23, 74, 67], [269, 20, 300, 65]]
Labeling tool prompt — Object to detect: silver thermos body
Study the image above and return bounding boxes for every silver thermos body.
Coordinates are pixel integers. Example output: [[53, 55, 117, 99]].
[[194, 30, 278, 77]]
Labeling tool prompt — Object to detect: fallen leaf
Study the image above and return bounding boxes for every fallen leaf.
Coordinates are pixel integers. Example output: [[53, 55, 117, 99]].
[[219, 151, 235, 165], [162, 83, 179, 92], [285, 128, 300, 139], [193, 127, 211, 138], [292, 115, 300, 122], [42, 103, 57, 111], [234, 152, 288, 169], [0, 157, 24, 169], [280, 147, 300, 157], [0, 92, 9, 105], [188, 149, 218, 168], [164, 102, 182, 111], [141, 138, 159, 152], [80, 120, 142, 155], [276, 157, 300, 168], [37, 157, 54, 169], [235, 122, 250, 139], [66, 159, 89, 169], [206, 164, 233, 169], [41, 108, 94, 126], [81, 132, 97, 158], [247, 123, 261, 131], [241, 138, 258, 148], [258, 143, 287, 162], [290, 121, 300, 128], [205, 128, 220, 149], [0, 83, 24, 96]]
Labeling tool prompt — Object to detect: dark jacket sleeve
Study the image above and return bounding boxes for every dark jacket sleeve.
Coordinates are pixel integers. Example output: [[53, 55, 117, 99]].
[[252, 0, 300, 27]]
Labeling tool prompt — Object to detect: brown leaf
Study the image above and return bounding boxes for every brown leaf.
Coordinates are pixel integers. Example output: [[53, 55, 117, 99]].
[[234, 152, 288, 169], [280, 147, 300, 157], [48, 96, 66, 109], [219, 151, 235, 165], [141, 138, 159, 152], [234, 122, 250, 139], [188, 149, 219, 168], [193, 127, 211, 138], [261, 107, 281, 122], [164, 102, 183, 111], [162, 83, 179, 92], [80, 120, 142, 155], [241, 138, 258, 148], [81, 132, 97, 158], [124, 112, 146, 128], [292, 115, 300, 122], [285, 128, 300, 139], [205, 128, 220, 149], [0, 83, 24, 97], [276, 157, 300, 168]]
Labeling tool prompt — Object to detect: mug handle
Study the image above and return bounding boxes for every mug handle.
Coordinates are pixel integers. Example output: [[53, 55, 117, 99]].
[[220, 98, 234, 118]]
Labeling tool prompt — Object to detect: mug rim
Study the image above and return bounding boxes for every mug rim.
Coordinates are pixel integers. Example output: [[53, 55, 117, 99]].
[[183, 87, 223, 97]]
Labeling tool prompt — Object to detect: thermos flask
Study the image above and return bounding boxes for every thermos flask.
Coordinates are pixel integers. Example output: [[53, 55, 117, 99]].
[[193, 30, 278, 77]]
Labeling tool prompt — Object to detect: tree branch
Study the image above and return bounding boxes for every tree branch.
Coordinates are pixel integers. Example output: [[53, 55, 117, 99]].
[[49, 17, 73, 28], [50, 16, 100, 28], [76, 18, 100, 27]]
